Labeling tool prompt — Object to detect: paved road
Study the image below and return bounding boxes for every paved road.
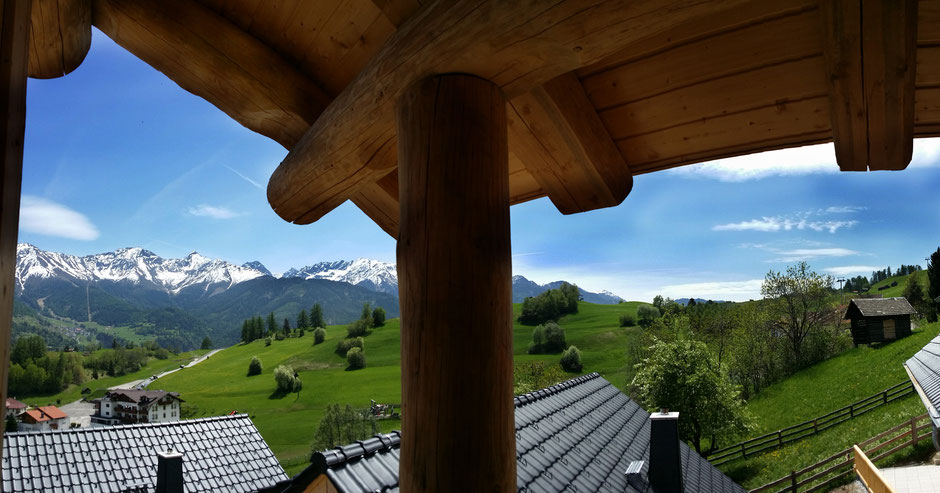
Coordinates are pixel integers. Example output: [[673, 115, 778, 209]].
[[108, 349, 222, 391]]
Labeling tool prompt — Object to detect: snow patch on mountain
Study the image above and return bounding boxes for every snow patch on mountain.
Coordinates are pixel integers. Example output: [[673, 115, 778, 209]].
[[282, 258, 399, 295]]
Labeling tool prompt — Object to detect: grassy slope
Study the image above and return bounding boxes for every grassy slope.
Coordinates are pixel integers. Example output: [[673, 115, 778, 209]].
[[865, 270, 928, 298], [154, 302, 647, 475], [722, 320, 940, 489], [20, 349, 209, 407]]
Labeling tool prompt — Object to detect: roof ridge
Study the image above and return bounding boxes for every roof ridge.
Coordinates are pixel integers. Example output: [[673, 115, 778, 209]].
[[5, 413, 249, 437], [513, 372, 601, 407], [312, 431, 402, 470]]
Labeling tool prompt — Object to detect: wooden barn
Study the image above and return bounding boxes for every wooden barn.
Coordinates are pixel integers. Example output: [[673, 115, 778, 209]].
[[845, 297, 917, 346], [2, 0, 940, 490]]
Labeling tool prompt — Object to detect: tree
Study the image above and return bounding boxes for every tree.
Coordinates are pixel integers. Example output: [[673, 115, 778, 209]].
[[5, 414, 17, 433], [904, 275, 928, 315], [313, 327, 326, 345], [560, 346, 583, 372], [619, 313, 636, 327], [309, 404, 378, 454], [200, 337, 212, 350], [241, 320, 250, 343], [929, 248, 940, 313], [283, 318, 292, 335], [372, 307, 386, 327], [637, 305, 660, 327], [528, 322, 566, 354], [761, 262, 834, 362], [297, 309, 309, 330], [687, 297, 697, 307], [347, 319, 369, 338], [248, 356, 262, 376], [274, 365, 299, 392], [266, 312, 277, 337], [632, 338, 750, 453], [310, 303, 325, 329], [652, 295, 665, 313], [346, 347, 365, 369], [360, 303, 372, 324]]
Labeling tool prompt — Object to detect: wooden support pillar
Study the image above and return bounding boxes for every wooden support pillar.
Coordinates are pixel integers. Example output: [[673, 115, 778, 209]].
[[0, 0, 31, 476], [396, 74, 514, 492]]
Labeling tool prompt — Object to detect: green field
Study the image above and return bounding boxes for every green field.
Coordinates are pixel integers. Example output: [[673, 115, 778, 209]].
[[864, 270, 928, 298], [153, 302, 648, 475]]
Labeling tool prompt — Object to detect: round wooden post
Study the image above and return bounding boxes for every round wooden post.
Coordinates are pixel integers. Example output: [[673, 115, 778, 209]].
[[396, 74, 514, 492]]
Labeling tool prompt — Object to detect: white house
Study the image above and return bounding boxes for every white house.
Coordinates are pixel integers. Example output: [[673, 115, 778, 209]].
[[5, 398, 26, 419], [92, 390, 182, 426], [18, 406, 68, 431]]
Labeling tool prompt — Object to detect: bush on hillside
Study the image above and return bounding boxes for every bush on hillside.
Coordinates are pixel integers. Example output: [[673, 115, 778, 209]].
[[518, 282, 580, 325], [336, 337, 364, 357], [313, 327, 326, 345], [637, 305, 660, 327], [372, 307, 386, 327], [560, 346, 583, 372], [346, 347, 365, 369], [528, 321, 567, 354], [513, 361, 567, 395], [247, 356, 262, 376], [309, 404, 378, 454], [347, 319, 370, 338], [619, 313, 636, 327], [264, 337, 272, 346], [275, 332, 286, 341], [274, 365, 300, 393]]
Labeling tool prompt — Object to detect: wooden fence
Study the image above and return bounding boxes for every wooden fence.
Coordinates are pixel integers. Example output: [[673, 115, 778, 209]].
[[708, 381, 914, 466], [853, 445, 895, 493], [749, 413, 931, 493]]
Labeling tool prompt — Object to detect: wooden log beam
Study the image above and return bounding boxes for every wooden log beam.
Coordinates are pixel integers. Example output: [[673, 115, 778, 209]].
[[822, 0, 917, 171], [268, 0, 753, 224], [92, 0, 331, 149], [27, 0, 90, 79], [397, 75, 514, 492], [508, 73, 631, 214], [351, 169, 400, 238], [0, 0, 31, 477]]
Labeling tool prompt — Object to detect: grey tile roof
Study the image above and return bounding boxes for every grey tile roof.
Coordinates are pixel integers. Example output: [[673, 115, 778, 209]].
[[848, 297, 916, 317], [269, 373, 744, 493], [2, 414, 287, 493], [905, 334, 940, 427]]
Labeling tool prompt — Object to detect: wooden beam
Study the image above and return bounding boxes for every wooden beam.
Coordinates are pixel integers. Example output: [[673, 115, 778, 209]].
[[397, 75, 514, 492], [28, 0, 90, 79], [370, 0, 423, 27], [350, 168, 399, 238], [508, 73, 631, 214], [92, 0, 331, 149], [822, 0, 916, 171], [267, 0, 754, 224], [863, 0, 917, 171], [0, 0, 31, 477]]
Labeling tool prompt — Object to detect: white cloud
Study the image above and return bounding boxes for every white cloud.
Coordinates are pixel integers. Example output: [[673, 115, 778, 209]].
[[714, 217, 857, 234], [771, 247, 859, 262], [825, 206, 866, 214], [187, 204, 241, 219], [910, 138, 940, 168], [657, 279, 764, 302], [19, 195, 100, 240], [824, 265, 884, 276]]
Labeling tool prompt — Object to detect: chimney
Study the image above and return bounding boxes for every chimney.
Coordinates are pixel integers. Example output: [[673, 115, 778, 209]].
[[648, 411, 683, 493], [156, 450, 184, 493]]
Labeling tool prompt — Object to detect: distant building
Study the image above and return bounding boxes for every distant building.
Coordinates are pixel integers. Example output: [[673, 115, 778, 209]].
[[4, 398, 26, 419], [844, 297, 916, 346], [18, 406, 68, 432], [91, 389, 182, 426]]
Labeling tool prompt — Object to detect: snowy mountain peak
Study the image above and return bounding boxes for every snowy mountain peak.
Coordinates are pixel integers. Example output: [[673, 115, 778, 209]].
[[282, 258, 398, 295], [15, 244, 268, 294], [242, 261, 272, 277]]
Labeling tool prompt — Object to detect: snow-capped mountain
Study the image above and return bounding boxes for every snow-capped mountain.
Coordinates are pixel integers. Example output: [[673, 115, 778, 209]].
[[282, 258, 398, 295], [15, 243, 269, 294], [512, 275, 624, 304]]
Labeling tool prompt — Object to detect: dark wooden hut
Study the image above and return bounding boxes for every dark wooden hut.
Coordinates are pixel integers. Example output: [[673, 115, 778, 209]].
[[845, 297, 916, 346]]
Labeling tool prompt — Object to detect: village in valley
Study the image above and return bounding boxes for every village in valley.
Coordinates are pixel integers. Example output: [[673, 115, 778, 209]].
[[5, 1, 940, 493]]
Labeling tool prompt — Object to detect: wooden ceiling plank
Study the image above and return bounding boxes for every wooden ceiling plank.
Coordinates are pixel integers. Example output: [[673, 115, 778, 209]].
[[92, 0, 331, 149], [863, 0, 917, 171], [820, 0, 867, 171], [508, 73, 631, 215], [28, 0, 91, 79], [268, 0, 756, 224], [370, 0, 422, 27]]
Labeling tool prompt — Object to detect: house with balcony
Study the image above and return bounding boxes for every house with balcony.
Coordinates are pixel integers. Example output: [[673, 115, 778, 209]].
[[18, 406, 67, 432], [91, 390, 182, 426]]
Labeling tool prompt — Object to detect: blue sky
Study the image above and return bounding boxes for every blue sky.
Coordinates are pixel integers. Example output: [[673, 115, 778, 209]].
[[19, 30, 940, 302]]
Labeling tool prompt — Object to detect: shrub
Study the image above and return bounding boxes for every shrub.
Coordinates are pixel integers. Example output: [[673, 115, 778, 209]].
[[247, 356, 262, 376], [560, 346, 583, 372], [528, 321, 567, 354], [274, 365, 297, 392], [347, 319, 370, 338], [346, 347, 365, 369], [313, 327, 326, 345], [310, 404, 378, 454], [637, 305, 660, 327], [372, 307, 386, 327], [274, 332, 286, 341], [336, 337, 364, 357], [264, 337, 272, 346], [299, 328, 305, 338], [619, 313, 636, 327], [513, 361, 567, 395]]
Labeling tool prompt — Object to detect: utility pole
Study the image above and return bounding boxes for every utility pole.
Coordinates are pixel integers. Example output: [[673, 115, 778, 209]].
[[837, 278, 846, 303]]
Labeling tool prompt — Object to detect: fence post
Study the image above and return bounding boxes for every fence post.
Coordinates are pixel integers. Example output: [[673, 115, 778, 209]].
[[778, 430, 783, 447], [790, 470, 797, 492], [911, 416, 917, 447], [741, 442, 747, 459], [813, 418, 818, 433], [883, 390, 888, 405]]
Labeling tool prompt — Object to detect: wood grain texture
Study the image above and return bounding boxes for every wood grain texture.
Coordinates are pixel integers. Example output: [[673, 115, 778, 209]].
[[370, 0, 422, 27], [821, 0, 867, 171], [27, 0, 90, 78], [397, 75, 514, 493], [267, 0, 756, 224], [508, 73, 631, 214], [93, 0, 331, 149], [863, 0, 917, 171], [0, 0, 31, 476]]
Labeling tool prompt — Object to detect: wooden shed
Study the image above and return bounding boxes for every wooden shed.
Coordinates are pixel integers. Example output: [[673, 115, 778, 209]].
[[845, 297, 917, 346], [1, 0, 939, 491]]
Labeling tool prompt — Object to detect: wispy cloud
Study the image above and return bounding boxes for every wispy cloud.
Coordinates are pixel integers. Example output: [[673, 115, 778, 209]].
[[714, 217, 857, 234], [825, 206, 866, 214], [824, 265, 884, 276], [20, 195, 100, 240], [771, 247, 859, 262], [224, 164, 263, 189], [512, 251, 544, 258], [657, 279, 764, 301], [187, 204, 241, 219]]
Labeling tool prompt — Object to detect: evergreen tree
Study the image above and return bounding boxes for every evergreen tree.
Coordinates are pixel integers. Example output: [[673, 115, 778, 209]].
[[929, 248, 940, 313], [904, 276, 927, 315], [200, 337, 213, 350], [241, 319, 250, 342], [254, 316, 264, 340], [283, 318, 291, 335], [297, 309, 309, 330], [372, 307, 386, 327], [310, 303, 325, 329], [266, 312, 277, 337]]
